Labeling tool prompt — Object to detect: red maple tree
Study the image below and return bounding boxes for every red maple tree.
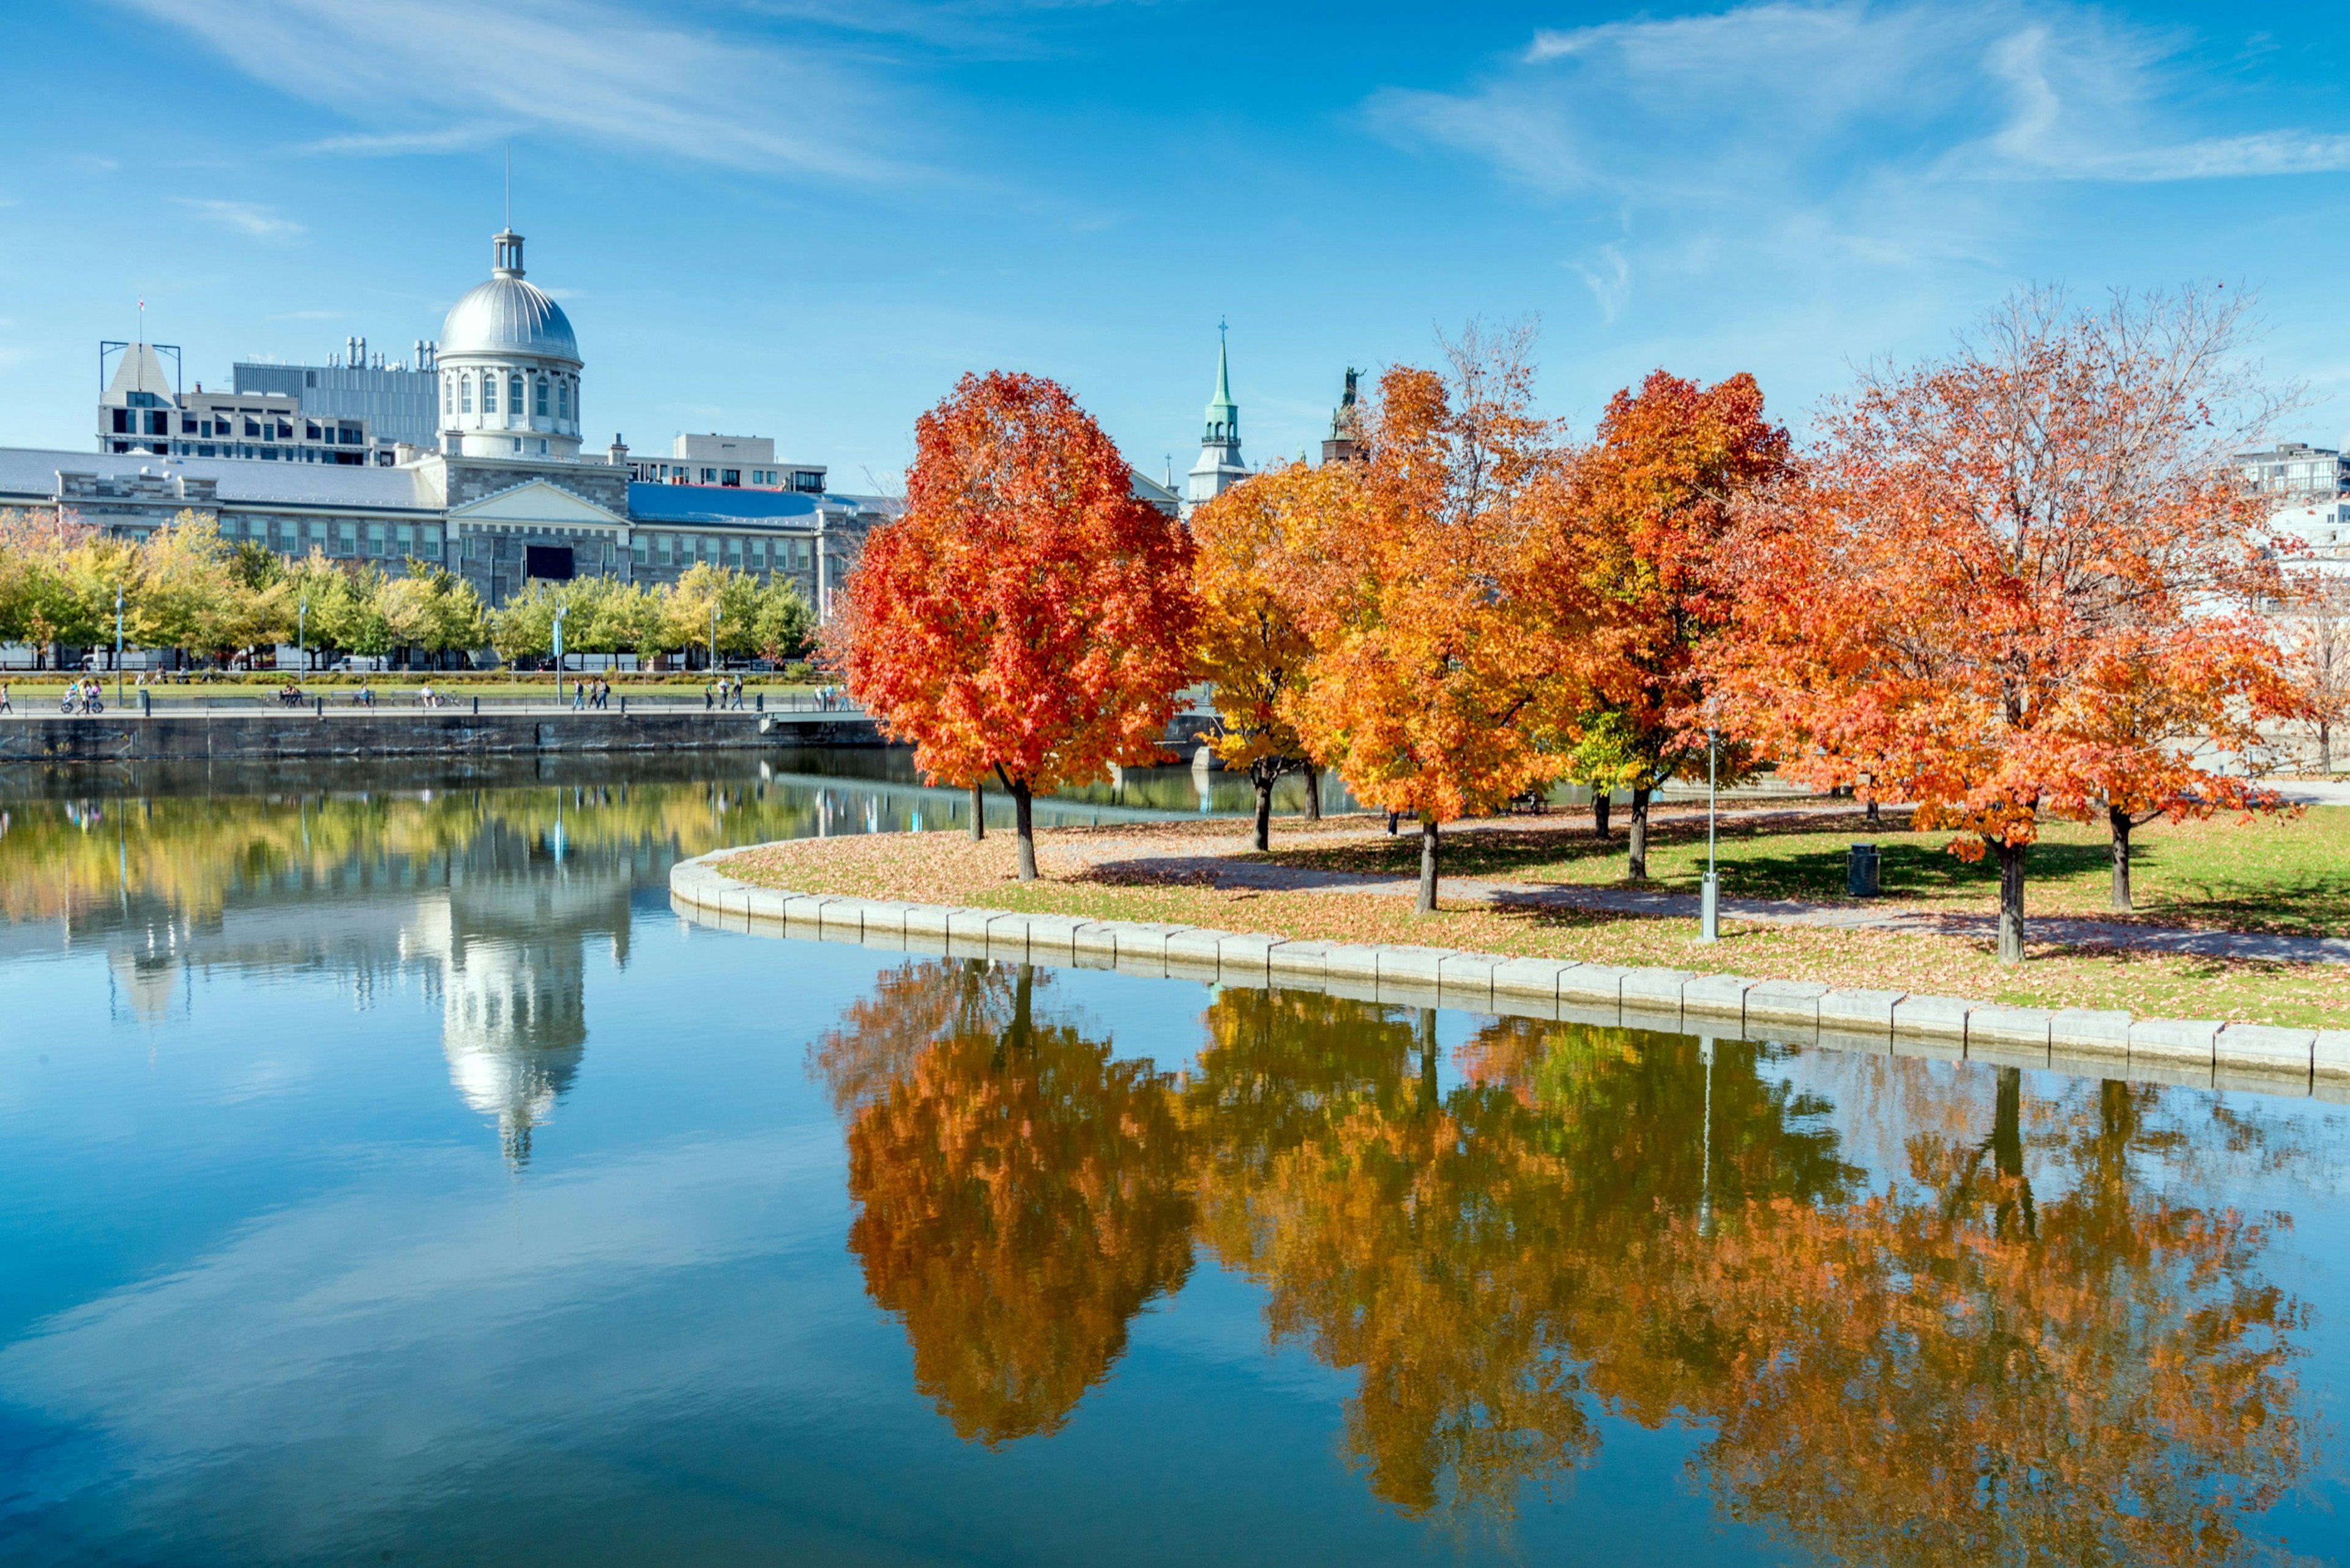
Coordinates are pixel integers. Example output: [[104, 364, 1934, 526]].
[[829, 371, 1195, 879], [1548, 371, 1791, 877], [1708, 287, 2297, 960]]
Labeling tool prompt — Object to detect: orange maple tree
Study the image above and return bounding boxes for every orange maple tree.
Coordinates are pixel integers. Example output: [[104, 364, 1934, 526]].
[[1707, 287, 2296, 958], [1283, 325, 1583, 913], [828, 371, 1196, 879], [1548, 371, 1791, 878]]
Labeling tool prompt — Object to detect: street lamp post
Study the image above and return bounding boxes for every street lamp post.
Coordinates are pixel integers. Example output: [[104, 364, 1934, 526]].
[[297, 599, 308, 678], [113, 586, 124, 709], [1699, 725, 1721, 943], [708, 601, 718, 676]]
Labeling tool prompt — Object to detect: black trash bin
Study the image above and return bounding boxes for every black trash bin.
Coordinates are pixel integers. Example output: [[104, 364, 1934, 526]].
[[1847, 842, 1881, 898]]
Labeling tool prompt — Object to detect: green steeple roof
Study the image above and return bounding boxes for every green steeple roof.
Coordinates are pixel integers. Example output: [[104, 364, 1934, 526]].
[[1203, 321, 1238, 443]]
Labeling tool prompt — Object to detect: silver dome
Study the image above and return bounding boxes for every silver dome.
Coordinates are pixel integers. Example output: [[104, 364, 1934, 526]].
[[439, 274, 578, 362]]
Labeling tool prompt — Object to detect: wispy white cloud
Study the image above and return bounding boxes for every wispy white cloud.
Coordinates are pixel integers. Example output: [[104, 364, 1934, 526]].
[[266, 309, 343, 321], [1367, 0, 2350, 354], [111, 0, 916, 182], [175, 198, 304, 241], [1379, 1, 2350, 202]]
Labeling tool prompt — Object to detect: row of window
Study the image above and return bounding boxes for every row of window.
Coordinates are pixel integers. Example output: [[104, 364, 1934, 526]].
[[105, 441, 384, 465], [214, 515, 445, 558], [123, 515, 838, 574], [629, 531, 826, 572], [445, 370, 575, 424], [108, 409, 367, 444], [629, 461, 827, 493]]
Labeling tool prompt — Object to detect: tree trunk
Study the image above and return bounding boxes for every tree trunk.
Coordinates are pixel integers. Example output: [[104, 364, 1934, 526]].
[[1592, 790, 1611, 839], [1996, 840, 2027, 965], [1252, 772, 1273, 852], [1303, 764, 1322, 821], [1627, 785, 1652, 879], [1011, 780, 1037, 881], [968, 783, 985, 842], [2321, 719, 2333, 775], [2107, 805, 2133, 914], [1417, 1009, 1440, 1112], [1416, 815, 1440, 916]]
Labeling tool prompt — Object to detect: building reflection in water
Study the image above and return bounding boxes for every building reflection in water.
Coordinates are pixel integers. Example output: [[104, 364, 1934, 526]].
[[0, 752, 1327, 1167]]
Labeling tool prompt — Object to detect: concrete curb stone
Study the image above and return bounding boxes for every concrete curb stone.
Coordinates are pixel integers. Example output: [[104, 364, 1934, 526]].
[[2129, 1017, 2220, 1067], [1745, 979, 1831, 1028], [1680, 973, 1754, 1022], [1892, 995, 1971, 1039], [669, 865, 2331, 1105]]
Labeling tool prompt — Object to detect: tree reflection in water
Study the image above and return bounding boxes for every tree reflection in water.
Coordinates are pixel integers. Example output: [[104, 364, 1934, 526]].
[[821, 968, 2317, 1557], [815, 961, 1193, 1445]]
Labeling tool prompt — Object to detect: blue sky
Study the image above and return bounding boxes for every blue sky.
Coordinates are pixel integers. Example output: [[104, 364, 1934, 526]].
[[6, 1, 2350, 483]]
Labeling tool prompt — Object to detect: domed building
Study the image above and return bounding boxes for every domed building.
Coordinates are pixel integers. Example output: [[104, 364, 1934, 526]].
[[437, 228, 584, 461]]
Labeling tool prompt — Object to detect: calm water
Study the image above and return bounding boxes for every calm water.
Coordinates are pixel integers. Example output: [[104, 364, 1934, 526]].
[[3, 753, 2348, 1566]]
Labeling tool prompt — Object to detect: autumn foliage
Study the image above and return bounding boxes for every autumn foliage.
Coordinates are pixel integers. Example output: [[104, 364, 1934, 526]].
[[1548, 371, 1791, 876], [1278, 327, 1585, 911], [1707, 288, 2297, 958], [1187, 462, 1340, 850], [821, 971, 2315, 1548], [830, 371, 1195, 879]]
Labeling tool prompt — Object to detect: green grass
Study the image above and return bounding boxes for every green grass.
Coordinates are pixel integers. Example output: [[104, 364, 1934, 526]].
[[1256, 805, 2350, 939]]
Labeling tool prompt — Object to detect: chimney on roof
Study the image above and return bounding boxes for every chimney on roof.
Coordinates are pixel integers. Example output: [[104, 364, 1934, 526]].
[[608, 433, 629, 469]]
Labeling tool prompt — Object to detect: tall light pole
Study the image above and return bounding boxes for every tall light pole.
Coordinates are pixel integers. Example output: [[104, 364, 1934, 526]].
[[1699, 722, 1721, 943], [297, 599, 308, 677], [113, 585, 124, 708], [708, 599, 718, 675], [551, 603, 568, 706]]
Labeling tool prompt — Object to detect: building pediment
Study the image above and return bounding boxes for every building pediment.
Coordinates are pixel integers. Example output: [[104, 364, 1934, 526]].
[[448, 477, 627, 530]]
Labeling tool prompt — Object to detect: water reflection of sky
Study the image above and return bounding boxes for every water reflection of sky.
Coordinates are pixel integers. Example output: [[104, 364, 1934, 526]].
[[1, 758, 2346, 1566]]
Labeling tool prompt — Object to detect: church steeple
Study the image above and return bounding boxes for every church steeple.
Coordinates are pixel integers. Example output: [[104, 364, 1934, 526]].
[[1204, 321, 1238, 444], [1187, 321, 1247, 512]]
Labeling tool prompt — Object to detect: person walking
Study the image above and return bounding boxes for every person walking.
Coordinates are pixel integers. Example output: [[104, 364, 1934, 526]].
[[572, 679, 586, 711], [730, 674, 744, 710], [0, 682, 12, 714]]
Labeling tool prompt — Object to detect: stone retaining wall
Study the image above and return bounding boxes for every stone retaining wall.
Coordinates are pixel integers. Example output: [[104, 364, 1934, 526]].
[[670, 848, 2350, 1103], [0, 711, 884, 761]]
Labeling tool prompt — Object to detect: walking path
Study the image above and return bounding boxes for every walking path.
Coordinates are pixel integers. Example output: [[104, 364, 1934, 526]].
[[1043, 816, 2350, 968]]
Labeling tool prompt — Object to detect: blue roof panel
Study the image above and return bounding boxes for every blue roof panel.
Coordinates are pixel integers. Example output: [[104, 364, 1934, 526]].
[[626, 483, 819, 525]]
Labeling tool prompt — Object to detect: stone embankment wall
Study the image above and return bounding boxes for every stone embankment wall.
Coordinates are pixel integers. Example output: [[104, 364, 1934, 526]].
[[670, 848, 2350, 1105], [0, 711, 884, 761]]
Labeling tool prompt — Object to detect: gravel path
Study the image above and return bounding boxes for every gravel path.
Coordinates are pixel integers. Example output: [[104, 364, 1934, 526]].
[[1048, 821, 2350, 967]]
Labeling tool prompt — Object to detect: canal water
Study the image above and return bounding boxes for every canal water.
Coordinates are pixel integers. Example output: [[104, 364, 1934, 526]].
[[2, 753, 2346, 1565]]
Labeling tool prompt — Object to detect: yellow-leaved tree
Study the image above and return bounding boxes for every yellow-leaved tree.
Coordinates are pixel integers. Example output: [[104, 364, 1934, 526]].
[[1188, 461, 1349, 850]]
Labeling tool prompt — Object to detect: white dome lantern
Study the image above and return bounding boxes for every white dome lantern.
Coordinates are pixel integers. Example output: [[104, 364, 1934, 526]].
[[438, 229, 584, 461]]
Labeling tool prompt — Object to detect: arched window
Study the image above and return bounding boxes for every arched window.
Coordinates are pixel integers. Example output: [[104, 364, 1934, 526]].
[[534, 378, 548, 418], [443, 376, 453, 415], [556, 380, 569, 420], [509, 375, 524, 419], [460, 374, 473, 414], [481, 373, 496, 414]]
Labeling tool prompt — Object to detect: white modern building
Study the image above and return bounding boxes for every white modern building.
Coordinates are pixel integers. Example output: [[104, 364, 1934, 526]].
[[628, 433, 826, 493]]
